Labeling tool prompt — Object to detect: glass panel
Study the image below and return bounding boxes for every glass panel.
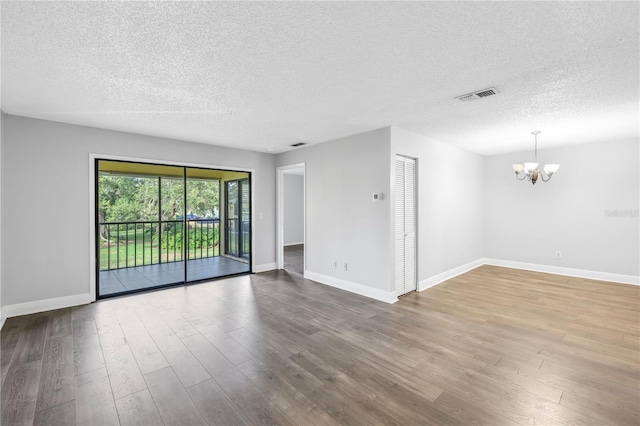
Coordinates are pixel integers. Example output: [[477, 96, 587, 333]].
[[240, 179, 250, 259], [97, 160, 184, 298], [222, 177, 251, 274], [159, 176, 185, 282], [185, 169, 223, 282], [226, 181, 239, 257]]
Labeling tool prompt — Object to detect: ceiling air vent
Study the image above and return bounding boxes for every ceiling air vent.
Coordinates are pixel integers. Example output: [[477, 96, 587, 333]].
[[291, 142, 308, 147], [455, 87, 499, 102]]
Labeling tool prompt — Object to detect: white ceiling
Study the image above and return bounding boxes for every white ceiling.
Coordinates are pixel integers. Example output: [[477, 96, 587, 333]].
[[2, 1, 638, 155]]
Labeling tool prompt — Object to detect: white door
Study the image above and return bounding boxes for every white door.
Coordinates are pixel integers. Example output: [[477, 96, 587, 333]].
[[395, 156, 417, 296]]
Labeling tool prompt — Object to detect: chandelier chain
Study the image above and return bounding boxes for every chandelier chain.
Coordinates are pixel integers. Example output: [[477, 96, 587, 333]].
[[532, 130, 540, 162]]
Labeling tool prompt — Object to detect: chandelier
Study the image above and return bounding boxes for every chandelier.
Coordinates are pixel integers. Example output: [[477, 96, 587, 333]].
[[512, 131, 559, 185]]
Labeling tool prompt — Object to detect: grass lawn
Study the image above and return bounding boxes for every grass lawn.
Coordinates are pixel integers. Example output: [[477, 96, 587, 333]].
[[99, 241, 219, 270]]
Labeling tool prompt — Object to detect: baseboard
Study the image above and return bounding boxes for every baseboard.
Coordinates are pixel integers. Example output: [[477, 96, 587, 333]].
[[304, 270, 397, 304], [254, 262, 277, 273], [483, 258, 640, 286], [2, 293, 92, 320], [284, 242, 304, 247], [418, 259, 485, 292], [3, 260, 629, 325]]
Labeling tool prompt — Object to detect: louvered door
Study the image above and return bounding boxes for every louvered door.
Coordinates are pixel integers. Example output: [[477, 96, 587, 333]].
[[395, 156, 417, 296]]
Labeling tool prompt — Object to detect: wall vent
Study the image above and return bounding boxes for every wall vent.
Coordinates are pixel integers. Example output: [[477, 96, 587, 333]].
[[290, 142, 308, 147], [455, 87, 499, 102]]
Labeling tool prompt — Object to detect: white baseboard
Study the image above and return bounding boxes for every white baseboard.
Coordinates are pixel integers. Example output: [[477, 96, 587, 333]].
[[1, 259, 633, 327], [483, 258, 640, 286], [2, 293, 92, 320], [284, 242, 304, 247], [254, 262, 277, 273], [416, 257, 639, 293], [418, 259, 485, 292], [304, 270, 397, 304]]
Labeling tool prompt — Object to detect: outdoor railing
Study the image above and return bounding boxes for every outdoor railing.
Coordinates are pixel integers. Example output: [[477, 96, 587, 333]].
[[99, 219, 220, 271], [225, 219, 251, 259]]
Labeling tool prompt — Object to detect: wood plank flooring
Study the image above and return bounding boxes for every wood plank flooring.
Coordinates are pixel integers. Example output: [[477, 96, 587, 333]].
[[283, 244, 304, 275], [1, 265, 638, 425]]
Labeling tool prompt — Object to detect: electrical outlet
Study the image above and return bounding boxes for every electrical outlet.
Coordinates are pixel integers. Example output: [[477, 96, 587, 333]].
[[332, 260, 337, 268], [343, 263, 348, 271], [555, 251, 562, 259]]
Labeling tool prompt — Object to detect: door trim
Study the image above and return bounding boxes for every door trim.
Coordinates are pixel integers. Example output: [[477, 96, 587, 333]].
[[276, 163, 305, 271]]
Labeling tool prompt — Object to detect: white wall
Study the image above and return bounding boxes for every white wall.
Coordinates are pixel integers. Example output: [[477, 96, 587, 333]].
[[283, 174, 304, 245], [0, 112, 3, 327], [484, 138, 640, 278], [390, 127, 485, 288], [276, 128, 393, 300], [1, 114, 277, 308], [2, 113, 636, 318]]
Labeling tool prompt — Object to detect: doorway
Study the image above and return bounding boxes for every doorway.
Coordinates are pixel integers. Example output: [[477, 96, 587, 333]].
[[277, 164, 305, 274], [96, 159, 251, 298]]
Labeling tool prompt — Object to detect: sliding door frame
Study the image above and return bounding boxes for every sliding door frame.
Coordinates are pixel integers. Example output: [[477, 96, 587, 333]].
[[89, 153, 255, 302]]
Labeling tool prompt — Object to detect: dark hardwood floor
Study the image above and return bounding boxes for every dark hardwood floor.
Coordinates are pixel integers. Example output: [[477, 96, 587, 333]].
[[283, 244, 304, 275], [1, 265, 638, 425]]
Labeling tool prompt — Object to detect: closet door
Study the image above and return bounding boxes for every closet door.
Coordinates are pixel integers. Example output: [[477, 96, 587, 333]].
[[395, 156, 417, 296]]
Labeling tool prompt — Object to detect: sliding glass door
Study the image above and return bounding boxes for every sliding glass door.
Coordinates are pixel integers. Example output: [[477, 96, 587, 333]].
[[96, 160, 251, 298]]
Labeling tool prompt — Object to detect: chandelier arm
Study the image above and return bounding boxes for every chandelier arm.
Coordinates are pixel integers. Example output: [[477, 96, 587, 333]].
[[540, 173, 553, 182], [515, 173, 527, 181]]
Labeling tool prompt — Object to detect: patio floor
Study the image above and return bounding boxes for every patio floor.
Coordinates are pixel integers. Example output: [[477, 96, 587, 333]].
[[99, 256, 250, 296]]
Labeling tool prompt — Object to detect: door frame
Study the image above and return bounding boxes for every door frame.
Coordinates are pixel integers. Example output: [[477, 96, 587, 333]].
[[276, 163, 306, 271], [89, 153, 255, 302]]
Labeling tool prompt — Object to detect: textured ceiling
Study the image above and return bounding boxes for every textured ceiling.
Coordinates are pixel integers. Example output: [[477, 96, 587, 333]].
[[2, 1, 638, 155]]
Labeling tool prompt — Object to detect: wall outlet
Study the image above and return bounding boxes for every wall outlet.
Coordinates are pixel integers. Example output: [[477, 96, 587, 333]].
[[555, 251, 562, 259], [343, 263, 348, 271], [332, 260, 337, 268]]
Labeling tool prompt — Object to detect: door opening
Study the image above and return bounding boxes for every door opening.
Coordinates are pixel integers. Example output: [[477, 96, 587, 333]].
[[277, 164, 305, 274]]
